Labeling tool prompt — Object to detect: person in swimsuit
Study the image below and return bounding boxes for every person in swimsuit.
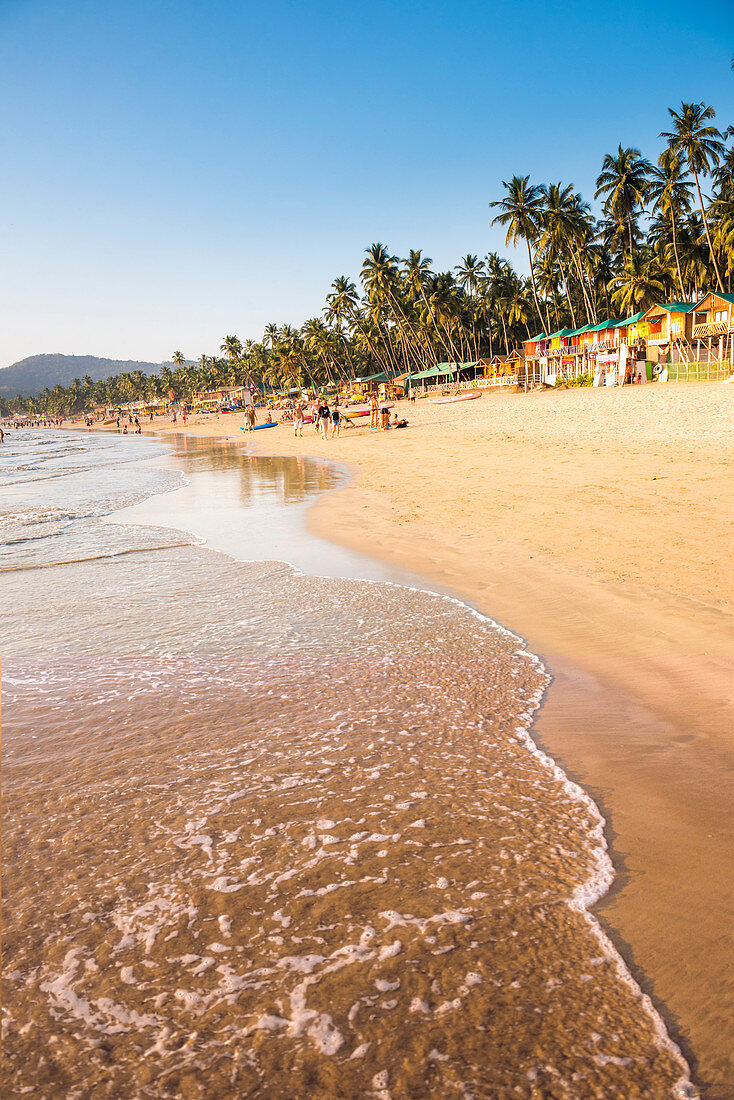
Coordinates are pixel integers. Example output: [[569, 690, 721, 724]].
[[370, 394, 379, 428], [331, 402, 341, 438]]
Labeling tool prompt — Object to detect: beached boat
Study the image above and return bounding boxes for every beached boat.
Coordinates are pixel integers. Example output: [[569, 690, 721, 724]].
[[431, 391, 481, 405], [240, 422, 278, 432], [344, 404, 394, 420]]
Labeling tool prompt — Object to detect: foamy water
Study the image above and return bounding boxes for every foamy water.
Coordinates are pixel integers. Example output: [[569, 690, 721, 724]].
[[1, 429, 695, 1098]]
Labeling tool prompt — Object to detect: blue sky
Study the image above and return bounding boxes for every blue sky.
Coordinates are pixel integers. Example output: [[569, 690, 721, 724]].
[[1, 0, 732, 367]]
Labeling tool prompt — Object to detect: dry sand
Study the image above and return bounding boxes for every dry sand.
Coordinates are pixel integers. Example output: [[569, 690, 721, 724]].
[[103, 383, 734, 1097]]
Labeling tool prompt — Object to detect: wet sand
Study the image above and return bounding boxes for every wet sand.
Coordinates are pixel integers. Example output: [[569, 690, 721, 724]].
[[134, 384, 734, 1097], [5, 545, 694, 1099]]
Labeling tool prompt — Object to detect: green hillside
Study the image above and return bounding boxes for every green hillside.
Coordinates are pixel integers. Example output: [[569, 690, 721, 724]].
[[0, 354, 166, 397]]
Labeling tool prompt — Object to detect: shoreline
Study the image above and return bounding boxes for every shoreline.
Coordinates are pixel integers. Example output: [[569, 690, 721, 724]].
[[84, 385, 733, 1096]]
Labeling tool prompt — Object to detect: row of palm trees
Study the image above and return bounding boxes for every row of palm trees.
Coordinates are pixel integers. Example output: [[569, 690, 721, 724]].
[[3, 100, 730, 419]]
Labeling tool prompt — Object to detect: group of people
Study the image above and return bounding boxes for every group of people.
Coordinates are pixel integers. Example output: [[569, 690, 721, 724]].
[[116, 414, 142, 434], [286, 394, 408, 439], [1, 417, 63, 431], [285, 398, 342, 439]]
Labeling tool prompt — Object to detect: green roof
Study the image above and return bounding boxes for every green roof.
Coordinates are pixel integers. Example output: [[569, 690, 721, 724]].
[[612, 312, 645, 327], [655, 301, 696, 313], [411, 363, 468, 379], [355, 371, 391, 383], [526, 332, 547, 342], [694, 291, 734, 305]]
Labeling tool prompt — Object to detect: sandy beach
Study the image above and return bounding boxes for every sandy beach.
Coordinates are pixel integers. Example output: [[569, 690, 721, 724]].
[[139, 382, 734, 1098]]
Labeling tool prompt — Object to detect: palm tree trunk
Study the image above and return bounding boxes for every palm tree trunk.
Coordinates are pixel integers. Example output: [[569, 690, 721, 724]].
[[670, 212, 685, 299], [571, 245, 597, 322], [526, 239, 548, 331], [559, 260, 577, 328], [693, 167, 724, 291], [500, 309, 510, 355]]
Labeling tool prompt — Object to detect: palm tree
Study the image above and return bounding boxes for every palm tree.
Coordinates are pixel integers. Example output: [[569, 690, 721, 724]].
[[648, 149, 693, 298], [455, 255, 485, 357], [595, 145, 652, 259], [172, 351, 185, 370], [610, 249, 666, 314], [709, 192, 734, 289], [539, 182, 581, 327], [490, 175, 548, 330], [661, 102, 725, 290], [220, 335, 243, 362]]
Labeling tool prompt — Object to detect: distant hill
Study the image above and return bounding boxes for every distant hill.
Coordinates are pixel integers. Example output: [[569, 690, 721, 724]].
[[0, 354, 169, 397]]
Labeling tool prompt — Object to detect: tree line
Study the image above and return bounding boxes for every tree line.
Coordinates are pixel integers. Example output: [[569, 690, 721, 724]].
[[3, 100, 731, 419]]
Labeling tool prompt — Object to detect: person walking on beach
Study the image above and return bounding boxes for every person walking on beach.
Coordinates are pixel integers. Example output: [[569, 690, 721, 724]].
[[317, 398, 330, 440], [247, 405, 257, 431], [331, 402, 341, 438], [370, 393, 379, 428], [293, 400, 305, 437]]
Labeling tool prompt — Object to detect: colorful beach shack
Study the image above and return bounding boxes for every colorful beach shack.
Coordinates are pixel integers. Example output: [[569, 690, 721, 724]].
[[691, 292, 734, 368]]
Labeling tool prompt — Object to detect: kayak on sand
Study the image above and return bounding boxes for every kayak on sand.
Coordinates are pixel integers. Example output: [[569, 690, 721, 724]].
[[240, 422, 278, 432], [431, 391, 481, 405], [344, 403, 394, 420]]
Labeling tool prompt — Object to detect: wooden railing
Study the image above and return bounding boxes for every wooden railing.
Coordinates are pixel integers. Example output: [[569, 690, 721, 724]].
[[693, 321, 734, 338]]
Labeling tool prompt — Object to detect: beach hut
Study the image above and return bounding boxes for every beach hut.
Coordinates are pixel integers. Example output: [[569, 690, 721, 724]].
[[691, 292, 734, 370], [521, 332, 549, 388], [638, 302, 696, 367]]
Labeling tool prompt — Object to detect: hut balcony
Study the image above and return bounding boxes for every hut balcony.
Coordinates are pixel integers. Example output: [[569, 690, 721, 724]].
[[693, 320, 734, 339]]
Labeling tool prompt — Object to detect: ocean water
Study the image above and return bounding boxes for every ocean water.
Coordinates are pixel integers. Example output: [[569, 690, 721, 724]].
[[1, 430, 695, 1098]]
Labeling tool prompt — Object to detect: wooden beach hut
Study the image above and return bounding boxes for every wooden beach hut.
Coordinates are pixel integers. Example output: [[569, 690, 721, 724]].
[[691, 292, 734, 370]]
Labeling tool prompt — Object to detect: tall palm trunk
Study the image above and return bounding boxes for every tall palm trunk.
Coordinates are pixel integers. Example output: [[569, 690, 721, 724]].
[[385, 285, 430, 368], [692, 167, 724, 291], [559, 258, 577, 328], [419, 288, 453, 363], [571, 245, 597, 322], [670, 211, 686, 298], [499, 308, 510, 354], [525, 238, 548, 331]]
